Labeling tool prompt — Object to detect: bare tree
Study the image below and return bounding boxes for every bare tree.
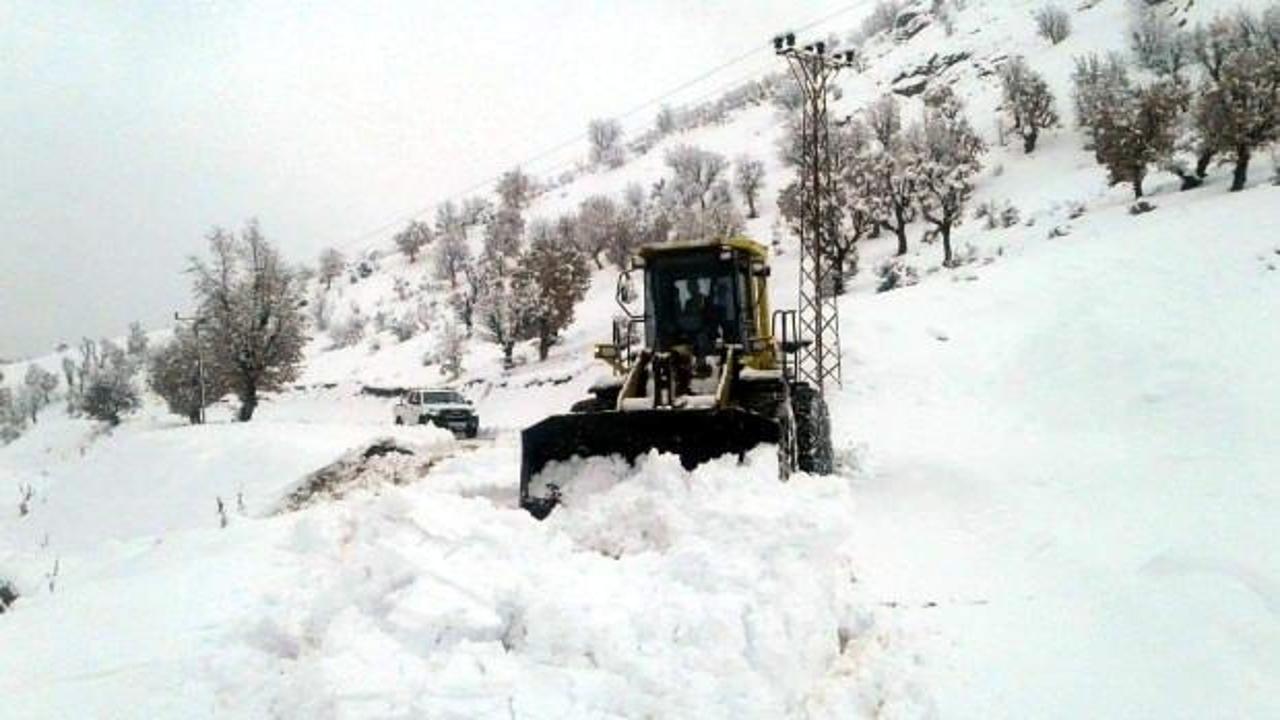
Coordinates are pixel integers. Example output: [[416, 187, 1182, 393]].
[[588, 118, 626, 169], [1000, 56, 1060, 153], [189, 220, 307, 421], [734, 156, 766, 218], [393, 220, 432, 263], [317, 248, 345, 290], [1034, 4, 1072, 45]]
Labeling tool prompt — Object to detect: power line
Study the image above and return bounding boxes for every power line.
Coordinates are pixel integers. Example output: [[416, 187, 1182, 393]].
[[338, 1, 867, 253]]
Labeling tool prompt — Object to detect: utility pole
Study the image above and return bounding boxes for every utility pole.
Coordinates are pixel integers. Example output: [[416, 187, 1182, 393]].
[[174, 311, 208, 424], [774, 33, 858, 393]]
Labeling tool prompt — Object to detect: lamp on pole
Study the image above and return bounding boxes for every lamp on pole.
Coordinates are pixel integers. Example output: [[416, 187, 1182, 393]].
[[774, 33, 859, 393], [174, 311, 208, 424]]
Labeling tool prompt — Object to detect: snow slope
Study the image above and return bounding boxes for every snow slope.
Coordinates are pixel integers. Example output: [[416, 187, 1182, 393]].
[[3, 0, 1280, 716]]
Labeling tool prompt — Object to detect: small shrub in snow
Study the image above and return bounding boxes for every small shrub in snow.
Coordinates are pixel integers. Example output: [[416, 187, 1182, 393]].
[[1034, 4, 1071, 45], [329, 306, 367, 349], [0, 579, 16, 612], [388, 312, 419, 342], [974, 200, 1021, 230], [876, 259, 920, 293], [1129, 200, 1157, 216], [1066, 200, 1088, 220]]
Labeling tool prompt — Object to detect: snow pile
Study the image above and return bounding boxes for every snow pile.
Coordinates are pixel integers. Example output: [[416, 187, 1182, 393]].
[[207, 449, 923, 719]]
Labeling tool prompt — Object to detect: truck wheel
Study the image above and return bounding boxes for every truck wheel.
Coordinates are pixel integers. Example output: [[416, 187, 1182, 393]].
[[791, 384, 833, 475]]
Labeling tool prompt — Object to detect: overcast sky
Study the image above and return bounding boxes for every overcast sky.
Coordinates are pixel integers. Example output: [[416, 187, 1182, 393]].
[[0, 0, 860, 359]]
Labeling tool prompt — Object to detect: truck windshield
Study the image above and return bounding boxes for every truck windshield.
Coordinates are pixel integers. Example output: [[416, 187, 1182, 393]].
[[422, 392, 464, 404]]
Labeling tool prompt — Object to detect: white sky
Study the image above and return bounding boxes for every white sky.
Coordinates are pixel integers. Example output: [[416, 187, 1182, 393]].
[[0, 0, 863, 358]]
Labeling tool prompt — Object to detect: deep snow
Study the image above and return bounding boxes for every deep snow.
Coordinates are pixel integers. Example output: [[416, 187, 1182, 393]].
[[3, 0, 1280, 716]]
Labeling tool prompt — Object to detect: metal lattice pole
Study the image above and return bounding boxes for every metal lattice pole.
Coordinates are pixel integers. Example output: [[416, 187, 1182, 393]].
[[774, 34, 857, 393]]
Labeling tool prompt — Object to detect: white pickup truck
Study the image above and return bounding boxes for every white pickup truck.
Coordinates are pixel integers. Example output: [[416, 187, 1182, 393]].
[[393, 388, 479, 438]]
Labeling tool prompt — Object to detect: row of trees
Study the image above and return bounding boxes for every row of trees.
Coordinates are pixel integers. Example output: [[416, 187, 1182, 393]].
[[779, 86, 987, 288], [1074, 4, 1280, 197], [0, 326, 155, 441]]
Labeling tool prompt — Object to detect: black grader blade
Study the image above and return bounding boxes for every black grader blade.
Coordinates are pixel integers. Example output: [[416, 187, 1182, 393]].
[[519, 408, 780, 519]]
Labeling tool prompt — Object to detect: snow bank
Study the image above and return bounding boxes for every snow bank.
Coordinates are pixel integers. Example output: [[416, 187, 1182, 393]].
[[203, 449, 923, 719]]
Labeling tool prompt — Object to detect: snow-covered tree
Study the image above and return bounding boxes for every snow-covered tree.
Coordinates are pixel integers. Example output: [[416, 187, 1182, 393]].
[[779, 115, 875, 293], [1191, 10, 1280, 191], [515, 222, 592, 360], [0, 371, 24, 443], [435, 201, 464, 235], [189, 220, 308, 421], [432, 227, 471, 289], [474, 251, 526, 368], [1000, 56, 1060, 153], [866, 94, 903, 150], [588, 118, 626, 169], [1073, 54, 1180, 198], [664, 145, 742, 241], [126, 321, 149, 359], [655, 105, 678, 136], [1034, 4, 1071, 45], [576, 195, 618, 269], [450, 261, 482, 337], [913, 87, 986, 267], [484, 168, 533, 258], [19, 364, 58, 424], [608, 183, 650, 267], [79, 341, 139, 426], [148, 329, 227, 424], [1130, 2, 1192, 79], [317, 248, 345, 290], [665, 145, 730, 210], [461, 196, 494, 227], [393, 220, 433, 263], [438, 320, 466, 379], [734, 155, 766, 219]]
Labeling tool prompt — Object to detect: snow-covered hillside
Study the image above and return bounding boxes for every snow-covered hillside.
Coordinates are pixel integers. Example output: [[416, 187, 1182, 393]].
[[3, 0, 1279, 717]]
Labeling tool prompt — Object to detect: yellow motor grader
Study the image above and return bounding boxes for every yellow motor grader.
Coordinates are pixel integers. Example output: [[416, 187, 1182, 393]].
[[519, 236, 833, 518]]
